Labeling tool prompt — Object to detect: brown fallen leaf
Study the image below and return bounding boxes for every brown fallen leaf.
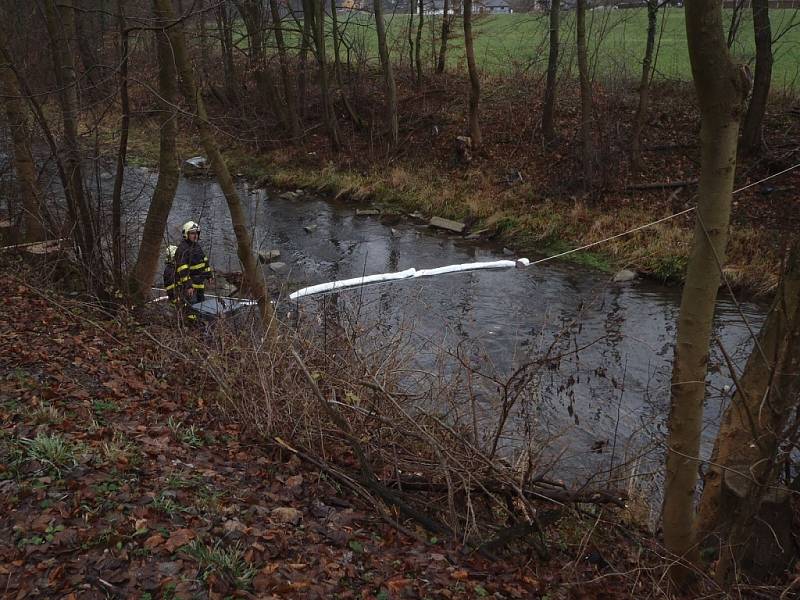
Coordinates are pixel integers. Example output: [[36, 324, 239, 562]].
[[164, 528, 196, 553], [144, 534, 165, 549], [271, 506, 302, 525]]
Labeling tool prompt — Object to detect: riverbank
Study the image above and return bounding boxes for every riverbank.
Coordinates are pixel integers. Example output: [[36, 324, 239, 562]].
[[112, 72, 799, 297]]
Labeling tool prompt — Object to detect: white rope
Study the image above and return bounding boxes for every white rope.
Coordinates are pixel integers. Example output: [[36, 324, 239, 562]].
[[529, 207, 696, 266], [530, 161, 800, 267]]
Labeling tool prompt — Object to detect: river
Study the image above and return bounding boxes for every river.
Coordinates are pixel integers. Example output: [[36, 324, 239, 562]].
[[126, 168, 766, 501]]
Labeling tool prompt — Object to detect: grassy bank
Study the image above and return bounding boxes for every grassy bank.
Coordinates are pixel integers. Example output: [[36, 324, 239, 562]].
[[234, 151, 781, 292], [116, 110, 786, 296]]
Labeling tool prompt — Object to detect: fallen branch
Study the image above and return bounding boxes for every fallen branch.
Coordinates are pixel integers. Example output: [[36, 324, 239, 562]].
[[272, 436, 426, 545], [0, 238, 66, 252], [387, 478, 627, 508], [289, 348, 461, 543], [625, 179, 698, 191]]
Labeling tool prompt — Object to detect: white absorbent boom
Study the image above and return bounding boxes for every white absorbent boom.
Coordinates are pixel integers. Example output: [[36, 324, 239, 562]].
[[289, 258, 531, 300]]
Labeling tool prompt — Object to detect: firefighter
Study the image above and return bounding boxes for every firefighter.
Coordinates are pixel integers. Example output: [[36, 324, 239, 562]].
[[163, 245, 179, 302], [175, 221, 214, 305]]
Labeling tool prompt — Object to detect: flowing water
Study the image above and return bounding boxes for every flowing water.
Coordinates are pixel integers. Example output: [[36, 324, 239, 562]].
[[7, 163, 764, 491], [121, 169, 770, 483]]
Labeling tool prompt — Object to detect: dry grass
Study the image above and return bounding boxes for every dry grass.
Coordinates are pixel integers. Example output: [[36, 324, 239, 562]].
[[115, 97, 785, 297]]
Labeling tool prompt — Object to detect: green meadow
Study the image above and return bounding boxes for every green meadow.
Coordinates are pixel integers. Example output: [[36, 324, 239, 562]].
[[309, 8, 800, 89]]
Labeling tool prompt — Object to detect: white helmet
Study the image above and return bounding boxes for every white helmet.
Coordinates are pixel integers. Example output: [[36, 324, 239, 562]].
[[181, 221, 200, 239], [165, 245, 177, 261]]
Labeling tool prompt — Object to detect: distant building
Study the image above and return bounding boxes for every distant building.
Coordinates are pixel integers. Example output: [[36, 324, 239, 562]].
[[422, 0, 513, 12], [474, 0, 514, 12]]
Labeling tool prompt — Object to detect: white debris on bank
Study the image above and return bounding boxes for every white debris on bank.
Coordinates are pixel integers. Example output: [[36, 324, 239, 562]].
[[289, 258, 531, 301]]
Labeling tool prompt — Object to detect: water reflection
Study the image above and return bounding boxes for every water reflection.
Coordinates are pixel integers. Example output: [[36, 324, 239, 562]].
[[120, 172, 767, 482]]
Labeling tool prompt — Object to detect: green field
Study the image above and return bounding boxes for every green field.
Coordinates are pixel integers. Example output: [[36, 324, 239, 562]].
[[324, 8, 800, 89]]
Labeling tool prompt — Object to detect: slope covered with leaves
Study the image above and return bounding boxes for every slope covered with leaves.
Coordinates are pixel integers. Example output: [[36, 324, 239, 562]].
[[0, 263, 656, 599]]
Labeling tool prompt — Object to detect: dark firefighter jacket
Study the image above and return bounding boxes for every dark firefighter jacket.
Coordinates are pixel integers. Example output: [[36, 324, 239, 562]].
[[163, 261, 178, 301], [175, 239, 214, 301]]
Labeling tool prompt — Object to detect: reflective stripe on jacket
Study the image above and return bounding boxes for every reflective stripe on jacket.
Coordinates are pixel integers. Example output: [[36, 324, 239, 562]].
[[175, 239, 213, 291], [163, 261, 178, 300]]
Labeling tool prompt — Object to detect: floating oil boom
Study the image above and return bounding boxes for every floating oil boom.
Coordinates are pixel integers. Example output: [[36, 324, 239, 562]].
[[289, 258, 531, 301]]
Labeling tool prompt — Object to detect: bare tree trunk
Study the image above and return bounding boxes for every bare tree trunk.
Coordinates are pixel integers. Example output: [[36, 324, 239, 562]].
[[152, 0, 276, 332], [727, 0, 746, 49], [576, 0, 593, 187], [463, 0, 481, 149], [541, 0, 560, 144], [129, 11, 180, 304], [330, 0, 362, 129], [217, 3, 239, 105], [407, 9, 415, 75], [111, 1, 129, 282], [236, 0, 288, 128], [73, 2, 104, 105], [308, 0, 339, 149], [298, 6, 312, 120], [740, 0, 772, 155], [270, 0, 302, 140], [436, 0, 450, 73], [43, 0, 98, 276], [0, 33, 70, 237], [374, 0, 398, 147], [0, 57, 47, 241], [198, 0, 210, 83], [696, 243, 800, 587], [415, 0, 424, 88], [630, 0, 658, 171], [662, 0, 749, 588]]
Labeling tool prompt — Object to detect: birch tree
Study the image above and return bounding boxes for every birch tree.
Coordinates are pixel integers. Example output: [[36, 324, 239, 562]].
[[662, 0, 750, 588]]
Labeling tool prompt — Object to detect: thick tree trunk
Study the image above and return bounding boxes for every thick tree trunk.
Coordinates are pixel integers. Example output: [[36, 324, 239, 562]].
[[128, 16, 179, 304], [0, 58, 47, 241], [662, 0, 748, 588], [696, 243, 800, 585], [576, 0, 593, 186], [630, 0, 658, 171], [270, 0, 302, 140], [43, 0, 98, 275], [436, 0, 450, 73], [463, 0, 482, 149], [541, 0, 560, 143], [740, 0, 772, 155], [152, 0, 276, 332], [415, 0, 424, 88], [374, 0, 398, 147], [111, 2, 129, 282]]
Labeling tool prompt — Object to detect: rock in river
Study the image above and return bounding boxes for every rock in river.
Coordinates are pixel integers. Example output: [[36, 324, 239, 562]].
[[613, 269, 638, 283]]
